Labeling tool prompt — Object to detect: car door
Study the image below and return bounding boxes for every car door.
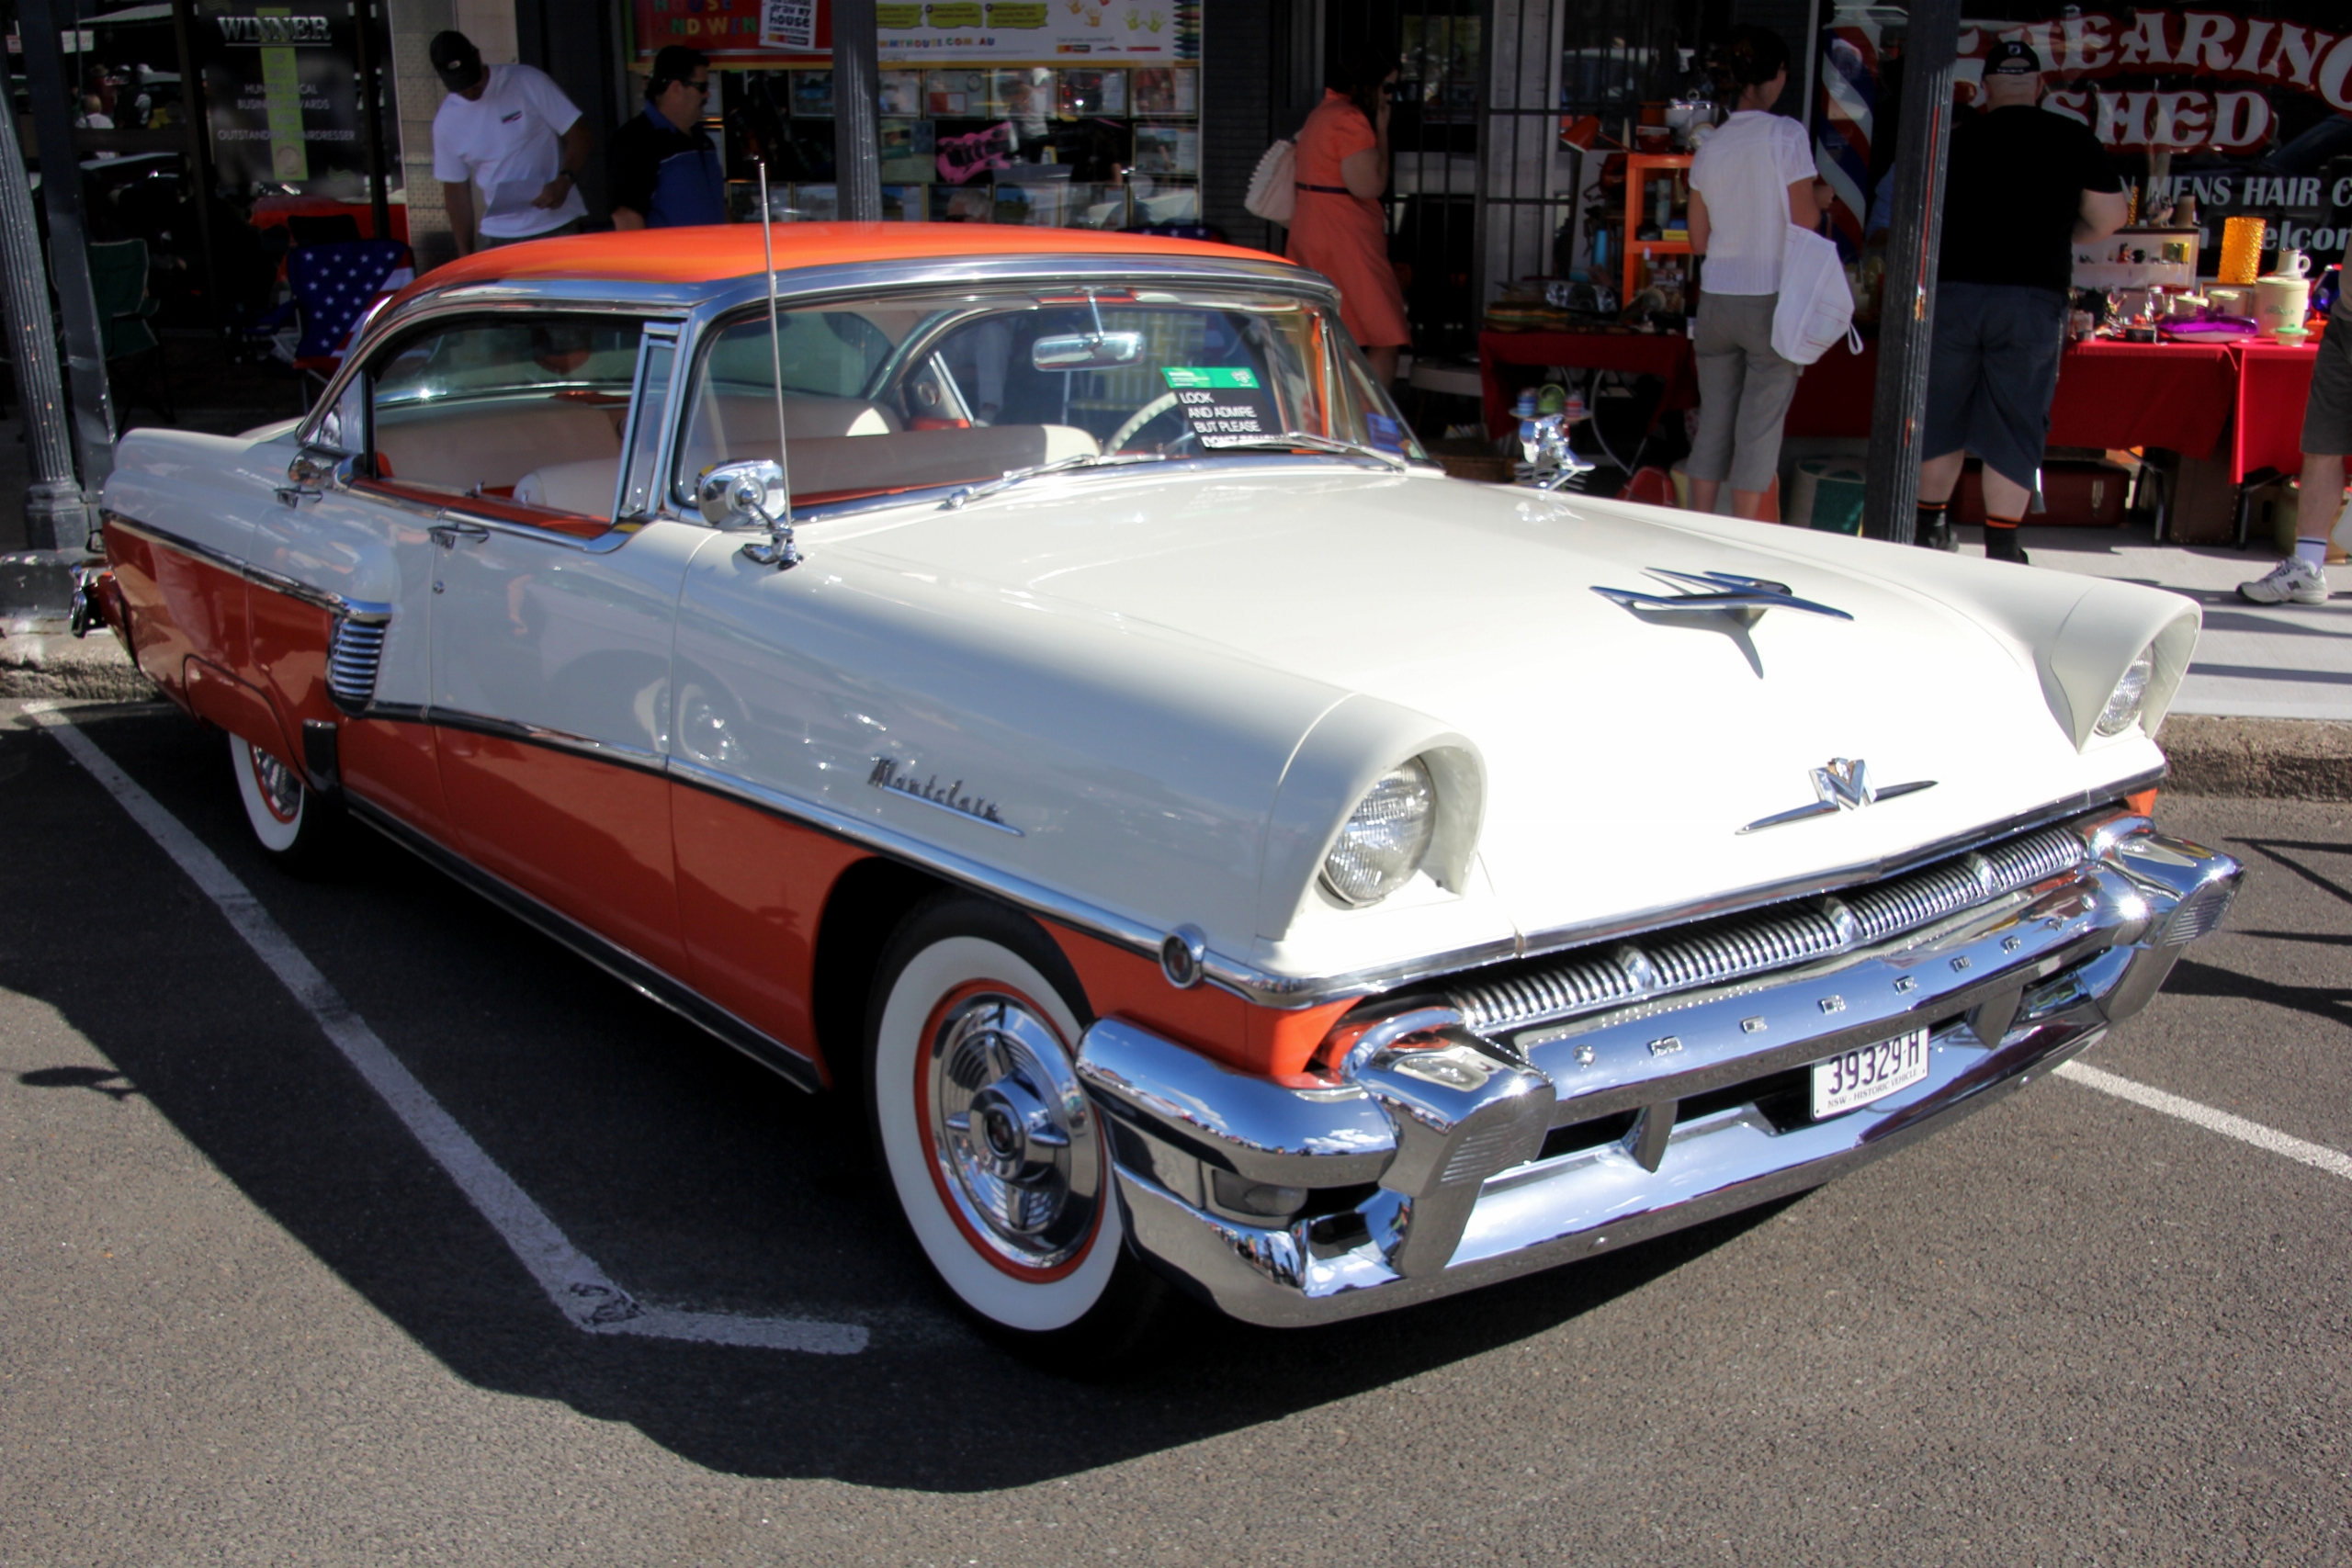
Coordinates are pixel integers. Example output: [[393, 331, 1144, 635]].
[[389, 313, 702, 976]]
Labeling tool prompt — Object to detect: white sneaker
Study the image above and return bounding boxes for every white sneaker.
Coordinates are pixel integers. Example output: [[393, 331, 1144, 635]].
[[2237, 557, 2330, 605]]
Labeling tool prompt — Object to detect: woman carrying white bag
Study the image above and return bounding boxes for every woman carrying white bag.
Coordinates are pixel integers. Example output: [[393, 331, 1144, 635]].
[[1682, 27, 1837, 520]]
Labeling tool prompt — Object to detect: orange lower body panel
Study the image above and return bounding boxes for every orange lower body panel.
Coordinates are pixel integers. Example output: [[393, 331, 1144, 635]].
[[1046, 919, 1351, 1082], [671, 782, 865, 1078], [435, 728, 687, 976]]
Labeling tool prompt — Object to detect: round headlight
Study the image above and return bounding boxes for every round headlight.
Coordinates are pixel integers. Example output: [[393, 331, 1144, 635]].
[[2092, 648, 2155, 739], [1321, 759, 1438, 907]]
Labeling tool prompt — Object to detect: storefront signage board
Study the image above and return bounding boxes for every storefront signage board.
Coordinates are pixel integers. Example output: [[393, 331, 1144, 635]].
[[1817, 6, 2352, 265], [194, 1, 395, 196], [635, 0, 1198, 65]]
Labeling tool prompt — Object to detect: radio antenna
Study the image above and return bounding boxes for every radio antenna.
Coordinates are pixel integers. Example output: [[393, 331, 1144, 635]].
[[755, 159, 797, 560]]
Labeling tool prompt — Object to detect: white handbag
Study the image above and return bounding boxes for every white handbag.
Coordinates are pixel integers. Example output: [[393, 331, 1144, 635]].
[[1243, 138, 1297, 224], [1771, 222, 1861, 366]]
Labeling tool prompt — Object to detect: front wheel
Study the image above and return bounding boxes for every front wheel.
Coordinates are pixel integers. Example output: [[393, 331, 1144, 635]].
[[866, 895, 1168, 1365], [229, 733, 336, 868]]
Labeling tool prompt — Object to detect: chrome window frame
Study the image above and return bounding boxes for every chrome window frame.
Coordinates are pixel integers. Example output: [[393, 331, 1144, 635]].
[[303, 301, 680, 556], [614, 321, 683, 523]]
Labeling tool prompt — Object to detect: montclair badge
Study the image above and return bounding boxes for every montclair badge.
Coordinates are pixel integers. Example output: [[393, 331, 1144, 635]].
[[867, 757, 1021, 835]]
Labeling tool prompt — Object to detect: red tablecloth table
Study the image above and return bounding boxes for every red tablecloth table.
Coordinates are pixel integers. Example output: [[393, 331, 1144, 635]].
[[1476, 325, 2287, 479], [2042, 339, 2238, 459], [1478, 330, 1698, 437], [2228, 340, 2320, 481]]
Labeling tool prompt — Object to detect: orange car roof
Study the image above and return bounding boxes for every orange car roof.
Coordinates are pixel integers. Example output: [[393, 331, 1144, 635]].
[[408, 222, 1292, 300]]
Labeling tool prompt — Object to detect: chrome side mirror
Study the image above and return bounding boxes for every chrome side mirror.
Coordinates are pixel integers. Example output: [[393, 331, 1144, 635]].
[[276, 446, 351, 507], [696, 458, 786, 527], [1031, 330, 1144, 371], [697, 458, 798, 570]]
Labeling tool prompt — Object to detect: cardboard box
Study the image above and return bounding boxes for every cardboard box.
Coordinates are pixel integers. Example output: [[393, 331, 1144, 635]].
[[1956, 458, 2131, 527]]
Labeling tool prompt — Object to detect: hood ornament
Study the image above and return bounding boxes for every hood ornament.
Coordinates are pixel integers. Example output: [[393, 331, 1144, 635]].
[[1592, 569, 1853, 626], [1740, 757, 1936, 834]]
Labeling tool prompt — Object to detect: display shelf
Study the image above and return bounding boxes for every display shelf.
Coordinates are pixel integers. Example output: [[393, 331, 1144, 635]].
[[1623, 152, 1692, 305]]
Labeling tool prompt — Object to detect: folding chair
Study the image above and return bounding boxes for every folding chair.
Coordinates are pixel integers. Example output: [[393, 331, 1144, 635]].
[[87, 237, 175, 423], [281, 238, 414, 409]]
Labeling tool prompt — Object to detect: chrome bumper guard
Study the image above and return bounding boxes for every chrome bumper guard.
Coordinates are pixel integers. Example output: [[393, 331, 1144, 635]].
[[1074, 816, 2240, 1328]]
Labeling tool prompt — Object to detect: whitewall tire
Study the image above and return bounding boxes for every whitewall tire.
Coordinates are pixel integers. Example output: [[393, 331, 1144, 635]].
[[866, 897, 1166, 1358], [229, 733, 334, 866]]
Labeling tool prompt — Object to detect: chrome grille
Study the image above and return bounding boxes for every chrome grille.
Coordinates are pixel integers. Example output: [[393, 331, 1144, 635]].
[[1981, 825, 2089, 892], [326, 616, 387, 709], [1646, 908, 1844, 991], [1844, 857, 1989, 943], [1447, 823, 2091, 1035]]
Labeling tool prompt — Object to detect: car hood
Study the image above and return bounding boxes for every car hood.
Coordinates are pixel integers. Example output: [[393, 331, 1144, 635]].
[[820, 466, 2187, 948]]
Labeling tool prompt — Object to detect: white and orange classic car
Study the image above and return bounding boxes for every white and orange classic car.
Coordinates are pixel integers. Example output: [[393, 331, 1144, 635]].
[[85, 225, 2240, 1362]]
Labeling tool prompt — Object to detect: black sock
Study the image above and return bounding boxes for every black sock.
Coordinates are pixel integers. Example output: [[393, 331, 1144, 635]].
[[1915, 501, 1949, 532], [1985, 516, 2025, 558]]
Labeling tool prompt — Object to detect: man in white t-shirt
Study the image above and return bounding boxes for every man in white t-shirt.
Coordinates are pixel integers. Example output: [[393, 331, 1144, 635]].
[[428, 31, 591, 254]]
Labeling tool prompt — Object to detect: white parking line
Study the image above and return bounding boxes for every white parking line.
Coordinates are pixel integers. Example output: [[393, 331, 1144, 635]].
[[2056, 1060, 2352, 1183], [26, 704, 866, 1355]]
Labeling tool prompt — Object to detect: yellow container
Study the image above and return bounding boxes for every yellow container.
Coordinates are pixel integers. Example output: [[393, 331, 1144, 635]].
[[2219, 217, 2266, 285]]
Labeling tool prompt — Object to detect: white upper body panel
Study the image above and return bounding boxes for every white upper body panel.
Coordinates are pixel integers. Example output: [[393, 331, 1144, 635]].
[[105, 412, 2196, 1002]]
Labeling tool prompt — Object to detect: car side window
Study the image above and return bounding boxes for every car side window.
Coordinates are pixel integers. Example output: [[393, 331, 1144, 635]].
[[356, 313, 646, 536]]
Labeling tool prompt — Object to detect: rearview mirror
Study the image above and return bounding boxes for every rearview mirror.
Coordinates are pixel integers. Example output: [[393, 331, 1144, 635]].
[[696, 458, 786, 528], [1031, 331, 1144, 371]]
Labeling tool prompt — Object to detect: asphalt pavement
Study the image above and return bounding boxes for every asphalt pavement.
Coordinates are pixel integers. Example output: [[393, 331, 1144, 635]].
[[2, 699, 2346, 1566]]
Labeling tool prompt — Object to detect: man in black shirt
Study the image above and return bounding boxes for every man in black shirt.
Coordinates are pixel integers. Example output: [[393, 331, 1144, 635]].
[[609, 45, 728, 231], [1913, 40, 2127, 560]]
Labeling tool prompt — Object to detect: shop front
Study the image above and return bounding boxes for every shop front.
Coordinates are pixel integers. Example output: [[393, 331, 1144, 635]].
[[624, 0, 1204, 230]]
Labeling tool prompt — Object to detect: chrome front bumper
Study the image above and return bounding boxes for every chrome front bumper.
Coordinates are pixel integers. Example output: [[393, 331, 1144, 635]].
[[1075, 816, 2240, 1328]]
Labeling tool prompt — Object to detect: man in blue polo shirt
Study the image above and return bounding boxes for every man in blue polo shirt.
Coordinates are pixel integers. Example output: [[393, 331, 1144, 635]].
[[609, 45, 728, 230]]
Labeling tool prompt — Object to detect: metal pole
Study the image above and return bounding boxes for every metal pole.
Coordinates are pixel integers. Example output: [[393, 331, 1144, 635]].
[[352, 0, 390, 241], [0, 60, 88, 549], [171, 0, 224, 332], [830, 0, 882, 222], [18, 0, 118, 499], [1860, 0, 1960, 543]]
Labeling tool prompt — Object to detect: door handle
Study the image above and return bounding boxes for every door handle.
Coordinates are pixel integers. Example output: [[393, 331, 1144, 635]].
[[428, 521, 491, 548]]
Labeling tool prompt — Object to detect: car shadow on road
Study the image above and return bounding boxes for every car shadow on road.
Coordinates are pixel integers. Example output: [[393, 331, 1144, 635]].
[[3, 703, 1793, 1490]]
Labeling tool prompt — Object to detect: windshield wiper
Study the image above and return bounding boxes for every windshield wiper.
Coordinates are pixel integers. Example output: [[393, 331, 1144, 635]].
[[1208, 431, 1410, 470], [940, 451, 1170, 510]]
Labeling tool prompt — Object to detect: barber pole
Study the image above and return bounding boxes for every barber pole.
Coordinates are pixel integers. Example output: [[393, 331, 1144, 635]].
[[1816, 24, 1877, 257]]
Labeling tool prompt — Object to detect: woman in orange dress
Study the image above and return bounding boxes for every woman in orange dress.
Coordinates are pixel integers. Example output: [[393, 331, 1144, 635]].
[[1287, 50, 1410, 386]]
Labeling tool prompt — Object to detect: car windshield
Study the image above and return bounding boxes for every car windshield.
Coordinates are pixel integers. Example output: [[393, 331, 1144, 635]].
[[673, 283, 1423, 509]]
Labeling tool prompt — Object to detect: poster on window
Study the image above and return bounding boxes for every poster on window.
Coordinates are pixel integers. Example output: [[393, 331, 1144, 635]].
[[194, 1, 400, 197], [1815, 6, 2352, 264]]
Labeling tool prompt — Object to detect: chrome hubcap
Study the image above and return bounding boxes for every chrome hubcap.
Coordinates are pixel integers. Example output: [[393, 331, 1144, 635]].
[[251, 747, 301, 823], [928, 992, 1101, 1271]]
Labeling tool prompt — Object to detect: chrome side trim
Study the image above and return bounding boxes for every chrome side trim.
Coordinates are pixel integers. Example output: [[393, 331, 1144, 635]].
[[365, 704, 671, 777], [342, 792, 825, 1094], [663, 755, 1200, 988], [107, 513, 397, 625], [325, 617, 388, 711]]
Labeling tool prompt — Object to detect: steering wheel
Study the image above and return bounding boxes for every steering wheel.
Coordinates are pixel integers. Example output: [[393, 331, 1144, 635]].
[[1107, 390, 1185, 453]]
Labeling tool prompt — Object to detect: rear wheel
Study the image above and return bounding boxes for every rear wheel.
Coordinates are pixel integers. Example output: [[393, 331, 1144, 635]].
[[866, 895, 1168, 1365], [229, 733, 336, 868]]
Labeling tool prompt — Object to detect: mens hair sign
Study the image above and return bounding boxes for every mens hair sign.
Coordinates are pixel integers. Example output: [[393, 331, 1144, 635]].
[[213, 15, 334, 46]]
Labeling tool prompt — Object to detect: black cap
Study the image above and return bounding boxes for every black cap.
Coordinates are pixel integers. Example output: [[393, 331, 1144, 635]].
[[648, 44, 708, 96], [1984, 39, 2041, 74], [428, 30, 483, 92]]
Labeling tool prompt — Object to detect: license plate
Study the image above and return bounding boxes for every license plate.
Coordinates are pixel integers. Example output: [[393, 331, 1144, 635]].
[[1810, 1026, 1931, 1119]]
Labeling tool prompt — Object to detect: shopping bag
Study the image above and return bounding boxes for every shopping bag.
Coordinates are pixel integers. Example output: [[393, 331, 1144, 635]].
[[1243, 138, 1296, 224], [1771, 222, 1860, 366]]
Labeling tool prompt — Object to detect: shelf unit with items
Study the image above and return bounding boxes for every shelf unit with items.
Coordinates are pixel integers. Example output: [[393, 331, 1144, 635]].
[[1622, 152, 1693, 308]]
